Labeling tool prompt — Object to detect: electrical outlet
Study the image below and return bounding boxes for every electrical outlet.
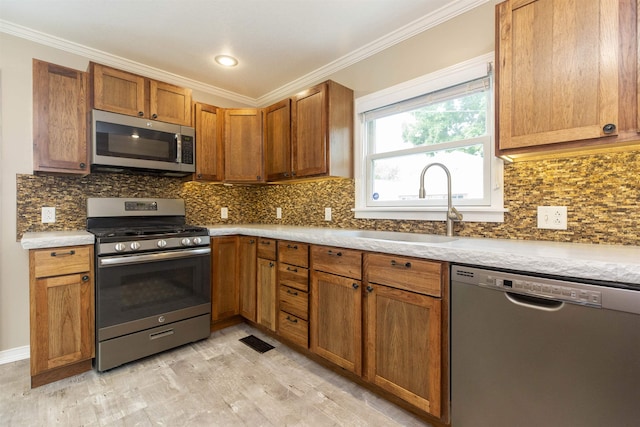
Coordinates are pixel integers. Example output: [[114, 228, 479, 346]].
[[537, 206, 567, 230], [324, 207, 332, 221], [276, 207, 282, 219], [221, 207, 228, 219], [41, 207, 56, 223]]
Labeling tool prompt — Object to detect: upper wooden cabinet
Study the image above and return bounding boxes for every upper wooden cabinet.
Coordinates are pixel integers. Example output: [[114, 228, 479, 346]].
[[90, 63, 192, 126], [224, 108, 264, 183], [264, 99, 292, 181], [32, 59, 89, 175], [291, 81, 354, 179], [193, 103, 224, 181], [496, 0, 639, 158]]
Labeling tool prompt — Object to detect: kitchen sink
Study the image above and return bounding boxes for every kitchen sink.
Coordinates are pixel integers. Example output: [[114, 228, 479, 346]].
[[337, 230, 458, 244]]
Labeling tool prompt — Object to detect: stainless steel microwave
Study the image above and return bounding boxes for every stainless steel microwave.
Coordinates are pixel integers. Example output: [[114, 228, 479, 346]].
[[91, 109, 195, 176]]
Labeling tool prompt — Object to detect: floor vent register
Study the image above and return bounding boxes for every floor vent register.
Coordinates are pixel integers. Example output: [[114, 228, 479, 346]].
[[239, 335, 275, 353]]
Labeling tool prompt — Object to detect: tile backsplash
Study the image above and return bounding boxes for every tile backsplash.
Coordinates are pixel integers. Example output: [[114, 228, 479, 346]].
[[17, 150, 640, 246]]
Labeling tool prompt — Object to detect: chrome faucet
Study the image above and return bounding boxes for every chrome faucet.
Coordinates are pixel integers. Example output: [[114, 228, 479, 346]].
[[418, 162, 463, 237]]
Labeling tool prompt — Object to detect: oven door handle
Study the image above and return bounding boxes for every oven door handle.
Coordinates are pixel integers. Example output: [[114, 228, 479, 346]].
[[98, 247, 211, 267]]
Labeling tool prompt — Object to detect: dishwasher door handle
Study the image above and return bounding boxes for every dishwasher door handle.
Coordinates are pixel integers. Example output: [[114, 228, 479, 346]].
[[505, 292, 564, 312]]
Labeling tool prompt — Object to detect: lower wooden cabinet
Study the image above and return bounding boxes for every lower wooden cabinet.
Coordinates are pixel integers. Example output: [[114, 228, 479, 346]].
[[310, 270, 363, 375], [211, 236, 239, 325], [238, 237, 257, 321], [29, 245, 94, 387], [257, 257, 277, 330]]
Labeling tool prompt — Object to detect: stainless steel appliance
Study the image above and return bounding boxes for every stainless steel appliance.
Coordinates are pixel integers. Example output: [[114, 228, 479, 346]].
[[87, 198, 211, 371], [91, 110, 195, 176], [451, 264, 640, 427]]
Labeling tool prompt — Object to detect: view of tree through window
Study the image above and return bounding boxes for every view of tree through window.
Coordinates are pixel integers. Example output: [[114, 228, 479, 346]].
[[365, 76, 491, 205]]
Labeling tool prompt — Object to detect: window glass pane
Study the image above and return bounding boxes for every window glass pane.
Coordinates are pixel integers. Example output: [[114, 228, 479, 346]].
[[370, 145, 485, 203], [368, 81, 488, 155]]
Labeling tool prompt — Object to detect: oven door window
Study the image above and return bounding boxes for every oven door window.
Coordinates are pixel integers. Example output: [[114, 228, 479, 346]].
[[96, 251, 210, 329], [95, 121, 177, 162]]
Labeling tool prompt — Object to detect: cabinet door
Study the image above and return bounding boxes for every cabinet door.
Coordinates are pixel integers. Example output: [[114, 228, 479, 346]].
[[257, 258, 277, 331], [91, 63, 146, 117], [33, 59, 89, 174], [149, 80, 192, 126], [310, 270, 362, 375], [31, 273, 94, 375], [211, 236, 239, 323], [224, 109, 264, 182], [364, 284, 442, 417], [264, 99, 292, 180], [194, 103, 224, 181], [238, 237, 257, 321], [497, 0, 619, 150], [292, 83, 328, 178]]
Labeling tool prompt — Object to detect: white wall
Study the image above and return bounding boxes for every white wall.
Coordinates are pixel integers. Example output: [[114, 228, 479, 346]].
[[0, 2, 495, 356]]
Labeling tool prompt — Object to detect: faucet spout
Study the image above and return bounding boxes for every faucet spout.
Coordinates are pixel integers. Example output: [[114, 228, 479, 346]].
[[418, 162, 463, 237]]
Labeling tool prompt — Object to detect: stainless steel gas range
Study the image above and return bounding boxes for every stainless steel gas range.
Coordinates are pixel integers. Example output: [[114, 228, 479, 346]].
[[87, 198, 211, 371]]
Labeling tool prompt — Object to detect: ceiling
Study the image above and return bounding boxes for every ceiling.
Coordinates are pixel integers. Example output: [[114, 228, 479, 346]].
[[0, 0, 487, 104]]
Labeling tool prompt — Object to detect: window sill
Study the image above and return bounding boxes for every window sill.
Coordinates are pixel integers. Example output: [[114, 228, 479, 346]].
[[352, 206, 507, 223]]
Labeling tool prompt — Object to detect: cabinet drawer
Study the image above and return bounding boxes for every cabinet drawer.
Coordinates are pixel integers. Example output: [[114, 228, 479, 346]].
[[311, 245, 362, 280], [278, 241, 309, 267], [279, 285, 308, 320], [278, 263, 309, 292], [365, 253, 443, 297], [32, 246, 92, 278], [278, 311, 308, 348], [257, 238, 276, 260]]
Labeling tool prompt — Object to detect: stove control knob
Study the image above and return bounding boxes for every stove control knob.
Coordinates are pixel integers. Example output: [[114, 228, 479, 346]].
[[130, 242, 141, 251], [192, 237, 202, 245], [114, 243, 126, 252], [181, 238, 192, 246], [157, 239, 167, 248]]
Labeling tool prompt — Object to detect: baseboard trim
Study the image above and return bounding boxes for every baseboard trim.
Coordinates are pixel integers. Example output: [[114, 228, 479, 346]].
[[0, 345, 30, 364]]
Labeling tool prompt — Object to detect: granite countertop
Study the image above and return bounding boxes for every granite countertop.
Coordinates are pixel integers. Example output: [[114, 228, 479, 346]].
[[21, 230, 95, 249], [206, 225, 640, 286], [20, 226, 640, 286]]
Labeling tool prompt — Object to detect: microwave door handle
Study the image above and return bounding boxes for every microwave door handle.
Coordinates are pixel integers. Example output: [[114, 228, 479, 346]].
[[175, 133, 181, 163]]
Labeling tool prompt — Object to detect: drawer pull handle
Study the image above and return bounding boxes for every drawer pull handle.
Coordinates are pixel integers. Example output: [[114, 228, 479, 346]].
[[287, 244, 298, 250], [260, 241, 271, 245], [51, 250, 75, 257], [249, 239, 255, 244], [366, 285, 374, 293], [287, 266, 298, 272], [391, 260, 411, 268], [286, 315, 298, 324], [269, 262, 275, 267], [286, 289, 299, 296], [149, 329, 174, 340], [82, 275, 90, 282], [352, 283, 359, 290], [327, 250, 342, 257]]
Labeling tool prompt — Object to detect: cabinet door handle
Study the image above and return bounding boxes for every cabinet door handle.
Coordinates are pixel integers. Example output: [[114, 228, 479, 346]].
[[390, 260, 411, 269], [287, 244, 298, 250], [51, 250, 75, 257], [82, 275, 90, 282], [352, 283, 359, 290], [327, 250, 342, 257], [284, 172, 290, 177], [260, 240, 271, 245], [151, 113, 158, 119], [286, 266, 298, 272], [249, 239, 255, 244], [602, 123, 616, 134], [269, 262, 275, 267], [286, 315, 298, 324], [286, 289, 299, 296], [366, 285, 374, 293], [137, 111, 144, 117], [79, 162, 86, 169]]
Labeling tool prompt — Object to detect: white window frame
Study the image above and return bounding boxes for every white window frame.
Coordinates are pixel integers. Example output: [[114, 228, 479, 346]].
[[353, 52, 506, 223]]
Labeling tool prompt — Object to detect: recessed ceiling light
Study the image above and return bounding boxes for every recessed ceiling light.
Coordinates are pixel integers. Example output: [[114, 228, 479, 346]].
[[215, 55, 238, 67]]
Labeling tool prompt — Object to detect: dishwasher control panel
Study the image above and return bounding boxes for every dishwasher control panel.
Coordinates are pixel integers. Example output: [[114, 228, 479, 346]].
[[452, 265, 603, 308]]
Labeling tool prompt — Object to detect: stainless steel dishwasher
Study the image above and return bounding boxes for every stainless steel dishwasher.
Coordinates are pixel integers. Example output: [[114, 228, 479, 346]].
[[451, 264, 640, 427]]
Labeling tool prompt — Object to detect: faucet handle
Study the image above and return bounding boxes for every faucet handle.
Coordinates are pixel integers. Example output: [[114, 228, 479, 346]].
[[449, 206, 463, 221]]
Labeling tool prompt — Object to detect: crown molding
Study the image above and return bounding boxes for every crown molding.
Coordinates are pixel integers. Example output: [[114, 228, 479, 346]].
[[256, 0, 490, 106], [1, 0, 489, 108], [0, 19, 256, 106]]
